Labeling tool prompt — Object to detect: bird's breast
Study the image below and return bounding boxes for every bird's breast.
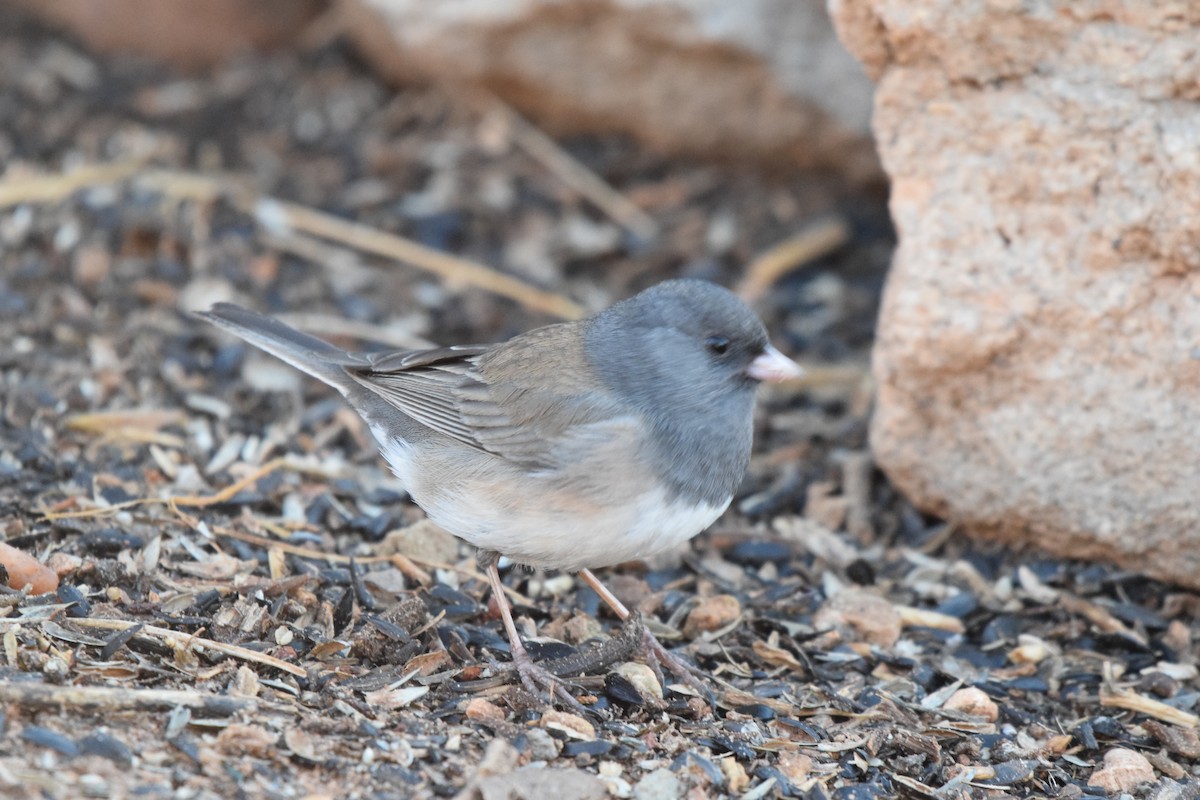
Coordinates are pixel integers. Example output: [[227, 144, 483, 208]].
[[369, 427, 730, 572]]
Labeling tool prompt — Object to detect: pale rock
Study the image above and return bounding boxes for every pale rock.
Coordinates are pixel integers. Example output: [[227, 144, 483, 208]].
[[812, 589, 900, 648], [9, 0, 324, 67], [633, 768, 680, 800], [379, 519, 462, 565], [829, 0, 1200, 588], [464, 697, 507, 726], [616, 661, 664, 702], [720, 758, 749, 793], [341, 0, 878, 177], [475, 767, 608, 800], [1088, 748, 1156, 794], [682, 594, 742, 637], [540, 709, 596, 741], [942, 687, 999, 722]]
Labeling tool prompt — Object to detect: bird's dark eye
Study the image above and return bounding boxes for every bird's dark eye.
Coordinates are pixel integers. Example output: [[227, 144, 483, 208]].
[[705, 335, 730, 355]]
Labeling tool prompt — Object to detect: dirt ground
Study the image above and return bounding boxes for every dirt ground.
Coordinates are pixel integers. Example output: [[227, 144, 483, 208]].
[[1, 9, 1198, 800]]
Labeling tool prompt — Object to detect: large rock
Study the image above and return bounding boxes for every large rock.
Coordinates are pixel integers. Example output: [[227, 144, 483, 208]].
[[7, 0, 324, 68], [829, 1, 1200, 585], [340, 0, 878, 177]]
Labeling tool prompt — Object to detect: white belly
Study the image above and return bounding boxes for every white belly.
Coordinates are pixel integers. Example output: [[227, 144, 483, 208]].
[[374, 430, 729, 571]]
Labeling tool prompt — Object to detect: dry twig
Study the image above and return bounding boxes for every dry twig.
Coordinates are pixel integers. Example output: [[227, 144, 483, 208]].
[[481, 98, 659, 242], [0, 682, 255, 715], [68, 618, 307, 678], [737, 217, 850, 303], [250, 197, 584, 319], [0, 159, 146, 209]]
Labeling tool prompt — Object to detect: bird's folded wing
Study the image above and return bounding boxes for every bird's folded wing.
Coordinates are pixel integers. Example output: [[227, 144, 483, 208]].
[[346, 342, 619, 469]]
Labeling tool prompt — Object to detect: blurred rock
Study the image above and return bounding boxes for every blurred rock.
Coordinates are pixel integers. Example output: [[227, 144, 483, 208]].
[[942, 687, 998, 722], [813, 589, 900, 648], [683, 593, 741, 637], [340, 0, 878, 178], [831, 1, 1200, 587], [9, 0, 325, 68], [1088, 748, 1156, 794]]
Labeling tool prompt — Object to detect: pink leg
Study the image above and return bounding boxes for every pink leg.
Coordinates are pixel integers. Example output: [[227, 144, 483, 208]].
[[578, 568, 711, 697], [485, 561, 585, 711]]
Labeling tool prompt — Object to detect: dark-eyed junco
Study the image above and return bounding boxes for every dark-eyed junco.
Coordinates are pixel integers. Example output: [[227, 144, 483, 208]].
[[199, 280, 801, 706]]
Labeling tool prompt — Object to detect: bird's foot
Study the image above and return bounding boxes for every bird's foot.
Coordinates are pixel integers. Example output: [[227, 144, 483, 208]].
[[507, 648, 588, 714], [638, 628, 715, 706]]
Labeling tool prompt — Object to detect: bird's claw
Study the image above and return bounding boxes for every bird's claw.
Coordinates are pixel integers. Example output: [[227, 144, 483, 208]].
[[510, 650, 588, 714], [639, 628, 716, 707]]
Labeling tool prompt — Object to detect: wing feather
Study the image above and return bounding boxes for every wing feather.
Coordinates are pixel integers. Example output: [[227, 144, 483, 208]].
[[345, 329, 622, 469]]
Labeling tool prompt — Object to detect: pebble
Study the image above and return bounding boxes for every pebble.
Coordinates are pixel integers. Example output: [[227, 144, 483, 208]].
[[78, 774, 109, 798], [777, 752, 813, 784], [720, 757, 749, 793], [683, 594, 742, 637], [813, 590, 902, 648], [1089, 748, 1155, 793], [634, 768, 680, 800], [541, 709, 596, 741], [943, 687, 1000, 721], [380, 519, 462, 565], [525, 728, 560, 761], [616, 662, 663, 701], [1008, 634, 1051, 664]]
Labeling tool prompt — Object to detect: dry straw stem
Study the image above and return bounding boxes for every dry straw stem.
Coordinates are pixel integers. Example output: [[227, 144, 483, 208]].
[[737, 216, 850, 304], [65, 409, 188, 450], [0, 682, 255, 715], [0, 159, 146, 209], [41, 457, 323, 521], [152, 168, 586, 320], [1100, 661, 1198, 727], [70, 617, 307, 678], [481, 97, 660, 242], [1100, 685, 1199, 728], [210, 524, 432, 586], [250, 196, 585, 319]]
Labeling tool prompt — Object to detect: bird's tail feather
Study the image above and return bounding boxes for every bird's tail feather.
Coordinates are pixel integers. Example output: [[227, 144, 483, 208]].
[[196, 303, 357, 391]]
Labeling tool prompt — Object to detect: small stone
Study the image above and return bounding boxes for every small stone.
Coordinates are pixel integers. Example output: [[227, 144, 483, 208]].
[[476, 738, 520, 777], [1144, 721, 1200, 760], [805, 480, 847, 530], [477, 765, 607, 799], [379, 519, 461, 565], [72, 245, 111, 287], [1089, 748, 1156, 793], [634, 768, 680, 800], [541, 709, 596, 741], [812, 590, 901, 648], [78, 774, 109, 798], [1008, 634, 1051, 665], [942, 687, 999, 721], [230, 665, 259, 699], [524, 727, 560, 761], [616, 662, 663, 701], [563, 613, 603, 643], [683, 594, 742, 637], [45, 552, 83, 577], [283, 727, 318, 761], [778, 752, 813, 784], [720, 757, 749, 793], [215, 724, 275, 758]]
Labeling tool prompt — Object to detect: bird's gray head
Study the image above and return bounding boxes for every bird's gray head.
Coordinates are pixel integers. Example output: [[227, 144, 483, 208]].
[[584, 279, 796, 503], [585, 279, 775, 411]]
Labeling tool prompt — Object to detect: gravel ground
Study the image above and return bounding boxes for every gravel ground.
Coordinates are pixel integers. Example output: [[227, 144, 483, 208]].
[[1, 9, 1198, 800]]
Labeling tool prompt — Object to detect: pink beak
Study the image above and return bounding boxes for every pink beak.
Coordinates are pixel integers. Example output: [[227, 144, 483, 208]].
[[746, 344, 804, 383]]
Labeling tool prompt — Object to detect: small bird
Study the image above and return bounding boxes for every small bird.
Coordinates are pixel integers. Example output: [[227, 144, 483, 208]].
[[198, 280, 801, 706]]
